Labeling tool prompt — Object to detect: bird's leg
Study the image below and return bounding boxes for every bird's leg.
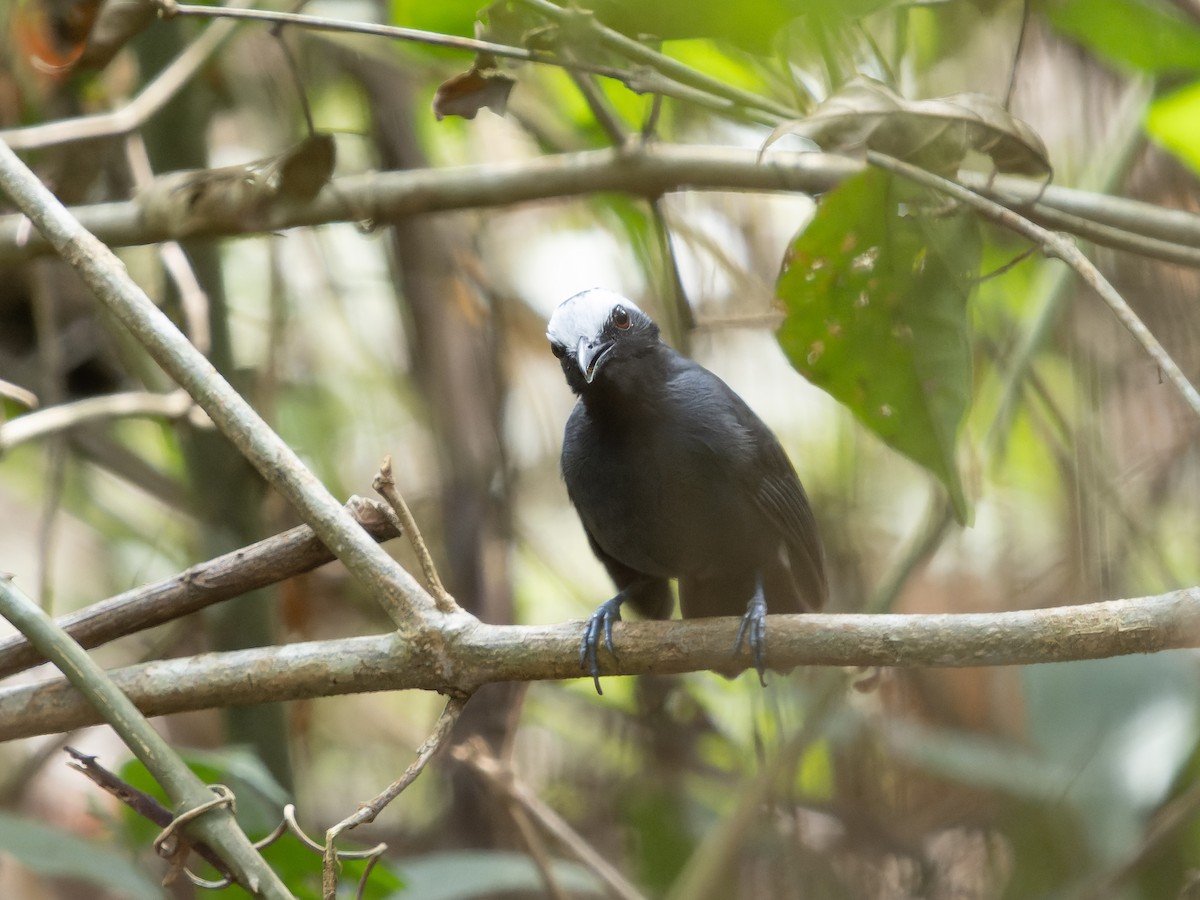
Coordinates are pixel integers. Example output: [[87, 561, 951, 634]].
[[733, 579, 769, 687], [580, 594, 625, 695]]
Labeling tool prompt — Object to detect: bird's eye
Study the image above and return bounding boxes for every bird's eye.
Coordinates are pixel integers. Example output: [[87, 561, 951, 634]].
[[550, 342, 566, 359], [612, 306, 631, 330]]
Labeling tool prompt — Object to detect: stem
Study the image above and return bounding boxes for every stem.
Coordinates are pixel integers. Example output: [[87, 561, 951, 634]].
[[869, 151, 1200, 423], [0, 135, 439, 632], [0, 576, 293, 897]]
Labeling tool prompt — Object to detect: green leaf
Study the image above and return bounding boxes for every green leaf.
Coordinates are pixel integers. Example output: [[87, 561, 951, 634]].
[[0, 811, 163, 900], [1043, 0, 1200, 74], [775, 169, 979, 522], [390, 851, 605, 899], [585, 0, 895, 48], [1146, 80, 1200, 175]]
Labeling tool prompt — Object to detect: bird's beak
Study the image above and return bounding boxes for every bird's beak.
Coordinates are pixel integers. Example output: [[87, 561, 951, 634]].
[[577, 336, 613, 384]]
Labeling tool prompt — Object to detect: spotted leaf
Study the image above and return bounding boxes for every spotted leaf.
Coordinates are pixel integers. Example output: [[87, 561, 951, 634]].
[[776, 169, 979, 522]]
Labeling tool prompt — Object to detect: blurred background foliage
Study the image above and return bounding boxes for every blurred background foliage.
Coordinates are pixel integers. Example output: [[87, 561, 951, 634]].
[[0, 0, 1199, 897]]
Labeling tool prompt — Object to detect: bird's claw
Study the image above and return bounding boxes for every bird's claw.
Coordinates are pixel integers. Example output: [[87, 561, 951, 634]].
[[733, 595, 769, 687], [580, 597, 624, 695]]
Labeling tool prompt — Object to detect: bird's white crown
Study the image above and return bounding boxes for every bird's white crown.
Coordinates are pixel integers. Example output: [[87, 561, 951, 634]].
[[546, 288, 644, 347]]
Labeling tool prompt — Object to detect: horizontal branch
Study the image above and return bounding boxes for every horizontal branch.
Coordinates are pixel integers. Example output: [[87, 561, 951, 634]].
[[1, 588, 1196, 742], [0, 497, 400, 680], [1, 147, 1195, 266], [0, 389, 200, 453]]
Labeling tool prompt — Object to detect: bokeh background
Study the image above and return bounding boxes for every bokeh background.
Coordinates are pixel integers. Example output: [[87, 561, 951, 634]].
[[1, 0, 1200, 897]]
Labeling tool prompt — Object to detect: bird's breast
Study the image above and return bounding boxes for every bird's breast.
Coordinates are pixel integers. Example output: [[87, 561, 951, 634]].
[[562, 407, 764, 578]]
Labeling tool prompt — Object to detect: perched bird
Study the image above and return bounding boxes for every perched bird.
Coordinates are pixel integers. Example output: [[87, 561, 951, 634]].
[[547, 288, 827, 693]]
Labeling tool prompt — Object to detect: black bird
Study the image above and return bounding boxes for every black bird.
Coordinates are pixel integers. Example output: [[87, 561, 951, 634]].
[[547, 288, 827, 693]]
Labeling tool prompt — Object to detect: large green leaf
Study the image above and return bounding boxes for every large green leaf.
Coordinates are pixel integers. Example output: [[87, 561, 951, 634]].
[[1146, 79, 1200, 175], [775, 169, 979, 522], [1043, 0, 1200, 74], [0, 811, 163, 899]]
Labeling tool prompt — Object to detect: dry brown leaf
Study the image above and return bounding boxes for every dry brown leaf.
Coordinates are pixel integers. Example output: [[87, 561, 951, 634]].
[[433, 64, 515, 121], [138, 134, 336, 237], [12, 0, 103, 75], [765, 76, 1051, 179]]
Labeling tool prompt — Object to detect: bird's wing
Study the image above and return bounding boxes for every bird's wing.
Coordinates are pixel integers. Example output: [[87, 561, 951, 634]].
[[751, 438, 828, 611], [668, 357, 828, 611]]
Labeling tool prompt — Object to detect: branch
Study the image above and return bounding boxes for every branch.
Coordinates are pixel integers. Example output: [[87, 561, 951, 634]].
[[159, 2, 773, 124], [65, 746, 235, 879], [0, 134, 441, 634], [322, 697, 468, 898], [513, 0, 801, 122], [0, 576, 293, 897], [0, 588, 1196, 741], [0, 497, 400, 680], [453, 738, 648, 900], [869, 151, 1200, 422], [0, 389, 202, 454], [0, 0, 254, 151], [0, 146, 1195, 268], [372, 457, 458, 614]]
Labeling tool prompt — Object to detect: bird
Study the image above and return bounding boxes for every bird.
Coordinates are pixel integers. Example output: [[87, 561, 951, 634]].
[[546, 288, 827, 694]]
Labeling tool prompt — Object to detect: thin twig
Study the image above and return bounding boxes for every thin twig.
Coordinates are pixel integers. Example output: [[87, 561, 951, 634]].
[[159, 2, 632, 83], [1003, 0, 1031, 110], [650, 196, 695, 351], [372, 456, 460, 615], [323, 696, 469, 898], [0, 577, 293, 896], [123, 133, 212, 354], [506, 800, 572, 900], [568, 68, 629, 145], [161, 1, 763, 123], [665, 671, 849, 900], [867, 151, 1200, 423], [0, 390, 201, 455], [514, 0, 800, 122], [65, 748, 236, 883], [455, 739, 648, 900], [0, 0, 255, 151], [0, 131, 440, 634], [0, 378, 39, 409]]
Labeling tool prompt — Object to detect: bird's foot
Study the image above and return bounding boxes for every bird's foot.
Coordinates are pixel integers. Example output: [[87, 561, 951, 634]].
[[580, 596, 624, 695], [733, 594, 768, 687]]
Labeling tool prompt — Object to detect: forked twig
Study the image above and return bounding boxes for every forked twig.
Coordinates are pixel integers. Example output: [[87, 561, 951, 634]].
[[322, 696, 469, 899], [373, 456, 460, 614], [453, 739, 648, 900]]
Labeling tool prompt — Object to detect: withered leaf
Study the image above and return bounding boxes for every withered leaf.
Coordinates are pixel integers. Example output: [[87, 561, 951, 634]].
[[13, 0, 103, 73], [139, 135, 336, 237], [272, 133, 336, 203], [433, 65, 516, 121], [765, 76, 1051, 179]]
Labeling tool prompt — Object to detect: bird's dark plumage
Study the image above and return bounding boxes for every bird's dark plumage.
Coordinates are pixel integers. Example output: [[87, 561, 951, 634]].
[[547, 288, 827, 692]]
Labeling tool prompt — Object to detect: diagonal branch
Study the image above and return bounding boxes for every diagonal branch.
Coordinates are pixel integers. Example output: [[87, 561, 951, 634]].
[[0, 576, 293, 896], [0, 135, 444, 634], [0, 588, 1196, 742], [0, 497, 400, 680], [0, 0, 255, 151], [868, 151, 1200, 423], [322, 696, 468, 898]]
